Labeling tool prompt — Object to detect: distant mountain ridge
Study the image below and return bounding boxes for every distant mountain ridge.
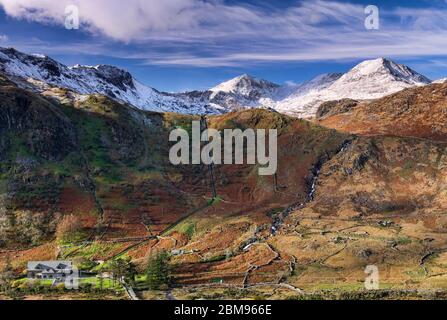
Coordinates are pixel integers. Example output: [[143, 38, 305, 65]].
[[0, 47, 437, 117]]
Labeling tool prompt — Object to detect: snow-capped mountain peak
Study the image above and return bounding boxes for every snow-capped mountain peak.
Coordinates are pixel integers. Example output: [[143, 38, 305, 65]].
[[211, 74, 279, 97], [341, 57, 431, 85], [0, 47, 66, 81], [71, 64, 136, 91], [206, 74, 283, 111], [275, 58, 432, 118], [328, 58, 431, 100]]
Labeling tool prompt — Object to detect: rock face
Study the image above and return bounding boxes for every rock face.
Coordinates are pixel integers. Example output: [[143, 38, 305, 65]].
[[0, 85, 77, 161], [0, 47, 436, 118], [309, 136, 447, 217], [316, 99, 359, 119]]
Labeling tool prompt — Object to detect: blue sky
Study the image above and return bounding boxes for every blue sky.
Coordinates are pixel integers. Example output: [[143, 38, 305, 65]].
[[0, 0, 447, 92]]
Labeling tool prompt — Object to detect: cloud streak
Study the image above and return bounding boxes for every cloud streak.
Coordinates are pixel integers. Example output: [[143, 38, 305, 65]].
[[1, 0, 447, 67]]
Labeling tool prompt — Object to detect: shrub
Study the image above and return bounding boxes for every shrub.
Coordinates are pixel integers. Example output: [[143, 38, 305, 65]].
[[54, 283, 66, 293], [146, 251, 172, 290]]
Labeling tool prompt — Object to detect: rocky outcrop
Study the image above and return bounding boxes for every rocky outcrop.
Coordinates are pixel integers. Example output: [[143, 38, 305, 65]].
[[309, 136, 447, 217], [316, 99, 359, 119]]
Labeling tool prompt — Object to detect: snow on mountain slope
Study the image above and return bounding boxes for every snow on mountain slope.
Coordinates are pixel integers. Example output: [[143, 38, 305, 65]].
[[0, 47, 217, 114], [274, 73, 343, 115], [208, 74, 284, 110], [275, 58, 432, 118], [0, 48, 434, 118], [208, 73, 346, 111], [434, 78, 447, 84], [287, 73, 343, 98], [0, 47, 284, 114], [329, 58, 431, 98], [211, 74, 279, 97]]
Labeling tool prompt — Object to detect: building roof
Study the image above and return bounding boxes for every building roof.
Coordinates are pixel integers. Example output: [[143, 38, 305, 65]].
[[27, 261, 72, 271]]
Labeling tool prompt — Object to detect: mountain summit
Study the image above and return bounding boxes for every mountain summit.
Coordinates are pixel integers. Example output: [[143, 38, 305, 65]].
[[211, 74, 280, 97], [331, 57, 431, 98], [345, 58, 430, 83]]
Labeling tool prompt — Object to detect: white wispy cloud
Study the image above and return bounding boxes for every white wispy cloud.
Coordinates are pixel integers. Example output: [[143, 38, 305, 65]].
[[0, 34, 8, 42], [1, 0, 447, 67]]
